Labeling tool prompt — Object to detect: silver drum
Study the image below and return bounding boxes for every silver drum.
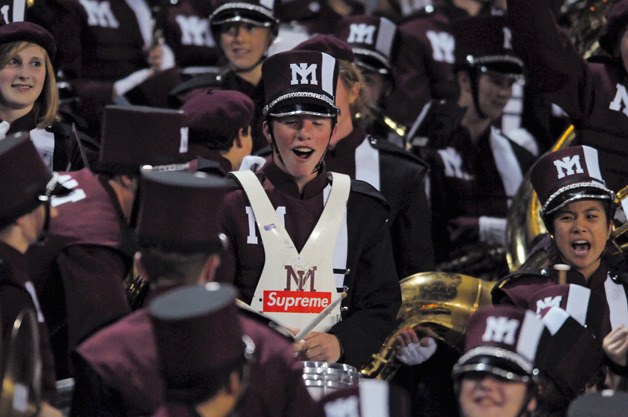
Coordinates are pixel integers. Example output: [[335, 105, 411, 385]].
[[301, 361, 361, 400]]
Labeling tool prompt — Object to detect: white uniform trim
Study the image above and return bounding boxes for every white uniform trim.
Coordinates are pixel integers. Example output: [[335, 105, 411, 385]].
[[355, 137, 380, 191], [489, 126, 523, 206], [604, 274, 628, 329], [29, 128, 55, 169], [360, 380, 390, 417]]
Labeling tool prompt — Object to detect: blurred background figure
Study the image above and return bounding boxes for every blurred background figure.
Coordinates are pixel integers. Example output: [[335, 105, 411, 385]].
[[170, 0, 278, 152]]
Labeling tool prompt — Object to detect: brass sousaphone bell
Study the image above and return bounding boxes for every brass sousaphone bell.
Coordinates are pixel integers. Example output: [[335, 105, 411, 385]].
[[360, 272, 494, 380]]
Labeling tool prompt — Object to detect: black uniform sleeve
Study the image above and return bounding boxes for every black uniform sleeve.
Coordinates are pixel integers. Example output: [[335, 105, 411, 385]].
[[70, 353, 126, 417], [329, 212, 401, 368]]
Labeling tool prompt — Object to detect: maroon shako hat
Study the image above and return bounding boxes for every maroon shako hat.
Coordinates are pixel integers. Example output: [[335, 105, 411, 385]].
[[97, 106, 190, 175], [209, 0, 279, 36], [534, 307, 603, 401], [262, 50, 339, 118], [453, 305, 546, 382], [0, 21, 56, 59], [181, 89, 255, 151], [0, 132, 62, 228], [334, 15, 398, 75], [293, 34, 355, 62], [453, 15, 524, 76], [530, 145, 614, 217], [136, 170, 233, 253], [149, 283, 254, 403], [320, 380, 411, 417]]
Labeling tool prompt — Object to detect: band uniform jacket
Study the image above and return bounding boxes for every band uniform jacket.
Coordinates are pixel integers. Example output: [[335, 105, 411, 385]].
[[385, 4, 462, 128], [424, 122, 535, 263], [0, 243, 57, 404], [324, 127, 435, 278], [27, 168, 134, 377], [217, 161, 401, 368], [507, 0, 628, 192], [71, 289, 322, 417]]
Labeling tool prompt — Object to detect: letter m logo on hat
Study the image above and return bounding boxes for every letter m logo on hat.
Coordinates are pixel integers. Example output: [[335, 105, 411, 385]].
[[348, 23, 376, 44], [482, 316, 520, 344], [290, 63, 318, 85], [553, 155, 584, 179]]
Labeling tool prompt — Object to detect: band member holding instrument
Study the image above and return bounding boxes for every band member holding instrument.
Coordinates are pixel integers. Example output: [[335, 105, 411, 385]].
[[405, 15, 536, 277], [493, 145, 628, 389], [291, 34, 434, 279], [0, 132, 67, 415], [169, 0, 278, 152], [506, 0, 628, 193], [217, 49, 401, 368], [0, 21, 98, 171], [71, 170, 319, 417], [26, 105, 190, 379]]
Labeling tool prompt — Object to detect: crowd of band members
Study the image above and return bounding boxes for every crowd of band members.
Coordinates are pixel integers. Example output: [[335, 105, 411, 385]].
[[0, 0, 627, 416]]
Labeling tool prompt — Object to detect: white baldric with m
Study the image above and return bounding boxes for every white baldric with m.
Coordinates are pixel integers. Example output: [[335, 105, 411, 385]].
[[232, 170, 350, 332]]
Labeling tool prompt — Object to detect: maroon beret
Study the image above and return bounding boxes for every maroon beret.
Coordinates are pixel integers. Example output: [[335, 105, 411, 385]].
[[530, 145, 614, 216], [149, 284, 247, 399], [293, 34, 355, 63], [320, 380, 411, 417], [181, 89, 254, 149], [454, 305, 546, 380], [335, 15, 398, 74], [598, 0, 628, 56], [453, 15, 523, 75], [97, 105, 190, 175], [262, 50, 339, 118], [0, 21, 56, 59], [137, 170, 233, 253], [535, 307, 603, 401], [0, 132, 54, 228]]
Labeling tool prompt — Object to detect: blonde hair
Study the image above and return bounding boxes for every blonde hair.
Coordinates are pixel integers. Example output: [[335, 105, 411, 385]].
[[0, 41, 58, 127], [338, 59, 375, 126]]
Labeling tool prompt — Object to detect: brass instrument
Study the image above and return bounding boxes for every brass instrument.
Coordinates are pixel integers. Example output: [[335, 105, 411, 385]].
[[360, 272, 494, 380], [608, 186, 628, 268], [0, 309, 41, 417]]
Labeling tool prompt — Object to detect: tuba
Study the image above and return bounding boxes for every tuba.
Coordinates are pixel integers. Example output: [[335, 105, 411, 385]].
[[360, 272, 494, 380]]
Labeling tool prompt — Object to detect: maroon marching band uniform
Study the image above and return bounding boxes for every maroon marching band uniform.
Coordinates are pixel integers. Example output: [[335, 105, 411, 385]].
[[424, 124, 536, 264], [324, 126, 435, 278], [0, 242, 57, 405], [27, 168, 134, 377], [70, 288, 321, 417], [385, 2, 463, 128], [217, 160, 401, 369], [45, 0, 155, 132], [507, 0, 628, 192]]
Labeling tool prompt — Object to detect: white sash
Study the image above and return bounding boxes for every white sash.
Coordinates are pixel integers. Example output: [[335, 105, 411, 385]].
[[604, 273, 628, 330], [29, 128, 55, 169], [232, 170, 350, 332], [355, 137, 380, 191], [489, 127, 523, 207]]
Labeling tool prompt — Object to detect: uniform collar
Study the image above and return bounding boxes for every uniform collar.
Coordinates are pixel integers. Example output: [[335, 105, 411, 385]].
[[262, 160, 329, 199]]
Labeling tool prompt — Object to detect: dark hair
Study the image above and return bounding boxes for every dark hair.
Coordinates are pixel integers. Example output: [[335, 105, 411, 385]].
[[139, 245, 212, 285]]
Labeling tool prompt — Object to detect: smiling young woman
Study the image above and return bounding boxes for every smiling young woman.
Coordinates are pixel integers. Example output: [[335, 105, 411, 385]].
[[0, 21, 97, 171]]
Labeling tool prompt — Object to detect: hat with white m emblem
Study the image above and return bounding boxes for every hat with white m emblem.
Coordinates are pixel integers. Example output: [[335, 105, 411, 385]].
[[262, 50, 340, 118], [530, 145, 614, 216], [335, 15, 398, 75], [452, 305, 546, 382]]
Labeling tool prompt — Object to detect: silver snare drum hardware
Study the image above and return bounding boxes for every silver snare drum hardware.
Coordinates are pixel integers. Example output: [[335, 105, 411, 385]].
[[301, 361, 361, 400]]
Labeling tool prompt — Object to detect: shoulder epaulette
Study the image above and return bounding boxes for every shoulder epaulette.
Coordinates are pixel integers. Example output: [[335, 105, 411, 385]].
[[492, 270, 547, 292], [367, 136, 429, 170], [610, 270, 628, 286], [350, 179, 390, 209]]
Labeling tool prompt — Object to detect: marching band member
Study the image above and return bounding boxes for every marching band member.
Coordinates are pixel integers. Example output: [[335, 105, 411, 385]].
[[27, 105, 190, 379], [292, 34, 434, 278], [217, 49, 401, 368], [0, 133, 66, 414], [71, 170, 319, 417]]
